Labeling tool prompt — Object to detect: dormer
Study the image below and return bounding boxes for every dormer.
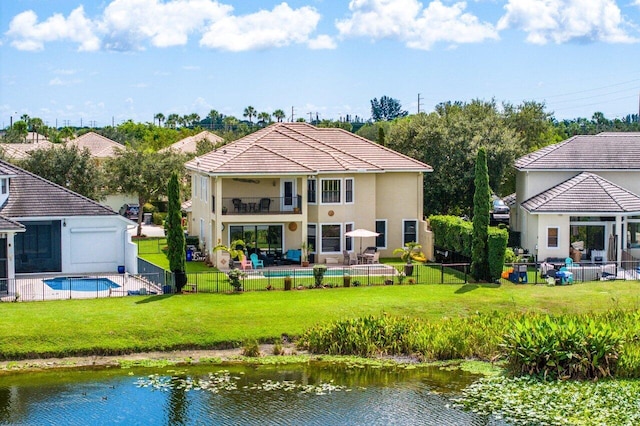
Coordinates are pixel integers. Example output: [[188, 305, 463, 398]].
[[0, 174, 15, 207]]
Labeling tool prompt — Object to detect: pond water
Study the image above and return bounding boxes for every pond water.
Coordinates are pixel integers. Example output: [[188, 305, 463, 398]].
[[0, 362, 507, 425]]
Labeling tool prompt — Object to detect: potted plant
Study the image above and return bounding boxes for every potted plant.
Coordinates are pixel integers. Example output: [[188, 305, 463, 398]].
[[301, 242, 312, 267], [284, 274, 292, 291], [343, 272, 351, 287], [393, 241, 424, 277]]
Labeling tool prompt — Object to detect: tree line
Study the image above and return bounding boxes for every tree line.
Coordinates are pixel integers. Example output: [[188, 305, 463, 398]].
[[2, 99, 639, 221]]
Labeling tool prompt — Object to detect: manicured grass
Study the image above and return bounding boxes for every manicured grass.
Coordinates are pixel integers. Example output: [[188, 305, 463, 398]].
[[1, 280, 640, 360]]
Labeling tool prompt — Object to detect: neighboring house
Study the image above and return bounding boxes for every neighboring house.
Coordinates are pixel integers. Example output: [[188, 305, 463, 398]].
[[513, 132, 640, 265], [66, 132, 136, 212], [184, 122, 433, 268], [67, 131, 124, 163], [0, 160, 137, 295], [0, 140, 54, 160], [160, 131, 224, 155]]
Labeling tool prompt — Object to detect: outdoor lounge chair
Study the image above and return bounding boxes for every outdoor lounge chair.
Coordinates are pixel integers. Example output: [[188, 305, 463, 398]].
[[250, 253, 264, 269], [366, 252, 380, 264], [240, 257, 253, 270]]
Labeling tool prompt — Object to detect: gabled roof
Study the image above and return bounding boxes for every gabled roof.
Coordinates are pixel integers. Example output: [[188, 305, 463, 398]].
[[515, 133, 640, 171], [0, 160, 118, 218], [0, 140, 54, 160], [160, 131, 224, 154], [0, 216, 26, 232], [521, 172, 640, 214], [67, 132, 123, 158], [185, 123, 432, 175]]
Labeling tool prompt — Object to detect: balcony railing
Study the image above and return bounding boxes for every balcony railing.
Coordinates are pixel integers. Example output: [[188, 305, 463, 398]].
[[220, 196, 302, 215]]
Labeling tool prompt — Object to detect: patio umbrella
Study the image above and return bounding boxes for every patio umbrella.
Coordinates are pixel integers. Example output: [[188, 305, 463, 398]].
[[345, 228, 380, 253]]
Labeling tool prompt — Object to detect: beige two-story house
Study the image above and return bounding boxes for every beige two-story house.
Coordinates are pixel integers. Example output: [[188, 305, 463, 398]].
[[184, 122, 432, 267], [513, 132, 640, 266]]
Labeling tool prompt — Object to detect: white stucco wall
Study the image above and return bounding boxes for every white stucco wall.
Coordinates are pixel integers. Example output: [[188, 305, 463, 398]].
[[61, 216, 135, 274]]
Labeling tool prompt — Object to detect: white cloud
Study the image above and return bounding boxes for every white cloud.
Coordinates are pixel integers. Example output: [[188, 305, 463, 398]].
[[5, 1, 326, 52], [100, 0, 231, 50], [497, 0, 637, 44], [6, 7, 100, 51], [49, 77, 81, 86], [307, 34, 337, 49], [200, 3, 322, 51], [336, 0, 498, 49]]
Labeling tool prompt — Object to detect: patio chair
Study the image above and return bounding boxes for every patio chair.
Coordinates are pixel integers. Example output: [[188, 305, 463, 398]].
[[366, 252, 380, 264], [349, 251, 358, 265], [343, 250, 350, 265], [239, 257, 253, 270], [250, 253, 264, 269], [258, 197, 271, 212], [232, 198, 246, 213]]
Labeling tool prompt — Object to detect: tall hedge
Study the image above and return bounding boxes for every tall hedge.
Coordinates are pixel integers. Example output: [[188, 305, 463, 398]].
[[166, 173, 186, 275], [488, 227, 509, 280], [430, 214, 508, 281], [471, 148, 491, 282]]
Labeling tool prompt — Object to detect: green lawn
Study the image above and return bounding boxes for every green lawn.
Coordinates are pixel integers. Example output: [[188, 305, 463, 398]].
[[1, 280, 639, 360]]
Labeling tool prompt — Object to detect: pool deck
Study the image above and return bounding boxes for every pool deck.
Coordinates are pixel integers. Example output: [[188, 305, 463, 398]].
[[2, 273, 163, 302]]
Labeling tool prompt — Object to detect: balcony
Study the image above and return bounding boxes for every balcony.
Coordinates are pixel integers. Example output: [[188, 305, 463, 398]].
[[220, 196, 302, 215]]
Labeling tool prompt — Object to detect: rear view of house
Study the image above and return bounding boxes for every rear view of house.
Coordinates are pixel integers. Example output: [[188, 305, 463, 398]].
[[0, 160, 137, 296], [185, 122, 432, 267]]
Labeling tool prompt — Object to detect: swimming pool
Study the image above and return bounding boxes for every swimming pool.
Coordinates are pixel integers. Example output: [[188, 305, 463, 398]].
[[43, 277, 121, 292], [262, 266, 392, 278]]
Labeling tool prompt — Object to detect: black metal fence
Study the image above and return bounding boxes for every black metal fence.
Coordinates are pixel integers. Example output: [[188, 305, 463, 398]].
[[1, 272, 163, 302], [500, 260, 636, 285]]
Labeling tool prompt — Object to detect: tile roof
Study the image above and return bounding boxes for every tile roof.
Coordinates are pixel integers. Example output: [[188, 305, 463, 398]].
[[185, 123, 432, 175], [521, 172, 640, 214], [515, 133, 640, 170], [502, 193, 516, 207], [0, 141, 54, 160], [160, 131, 224, 154], [0, 160, 118, 218], [68, 132, 123, 158], [0, 216, 25, 232]]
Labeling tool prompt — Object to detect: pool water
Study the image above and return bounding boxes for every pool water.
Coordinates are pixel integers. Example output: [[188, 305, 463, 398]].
[[263, 265, 393, 278], [43, 277, 120, 292]]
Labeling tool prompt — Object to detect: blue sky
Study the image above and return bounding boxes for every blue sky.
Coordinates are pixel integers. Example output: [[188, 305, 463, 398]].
[[1, 0, 640, 129]]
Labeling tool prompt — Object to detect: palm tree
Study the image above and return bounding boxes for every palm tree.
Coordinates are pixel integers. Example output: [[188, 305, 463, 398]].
[[166, 114, 180, 129], [187, 113, 200, 128], [272, 109, 285, 122], [154, 113, 165, 127], [243, 106, 256, 123], [257, 112, 271, 127], [223, 116, 238, 131], [207, 109, 219, 130]]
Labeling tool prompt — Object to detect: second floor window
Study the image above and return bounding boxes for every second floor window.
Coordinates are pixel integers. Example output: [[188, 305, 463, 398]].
[[321, 179, 341, 204], [308, 179, 317, 203], [345, 178, 354, 203]]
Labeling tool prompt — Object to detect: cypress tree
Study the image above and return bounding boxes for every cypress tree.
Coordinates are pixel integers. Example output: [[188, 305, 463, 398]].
[[471, 148, 491, 282], [166, 172, 186, 291]]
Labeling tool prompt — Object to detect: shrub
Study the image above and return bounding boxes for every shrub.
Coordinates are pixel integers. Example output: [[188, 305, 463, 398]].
[[241, 339, 261, 357], [488, 228, 509, 281], [502, 314, 623, 380], [152, 212, 166, 226]]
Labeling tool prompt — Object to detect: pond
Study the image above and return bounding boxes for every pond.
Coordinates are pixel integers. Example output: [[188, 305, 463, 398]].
[[0, 362, 508, 425]]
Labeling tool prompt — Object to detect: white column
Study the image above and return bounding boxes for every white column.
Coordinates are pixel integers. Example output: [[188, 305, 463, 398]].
[[616, 215, 622, 268]]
